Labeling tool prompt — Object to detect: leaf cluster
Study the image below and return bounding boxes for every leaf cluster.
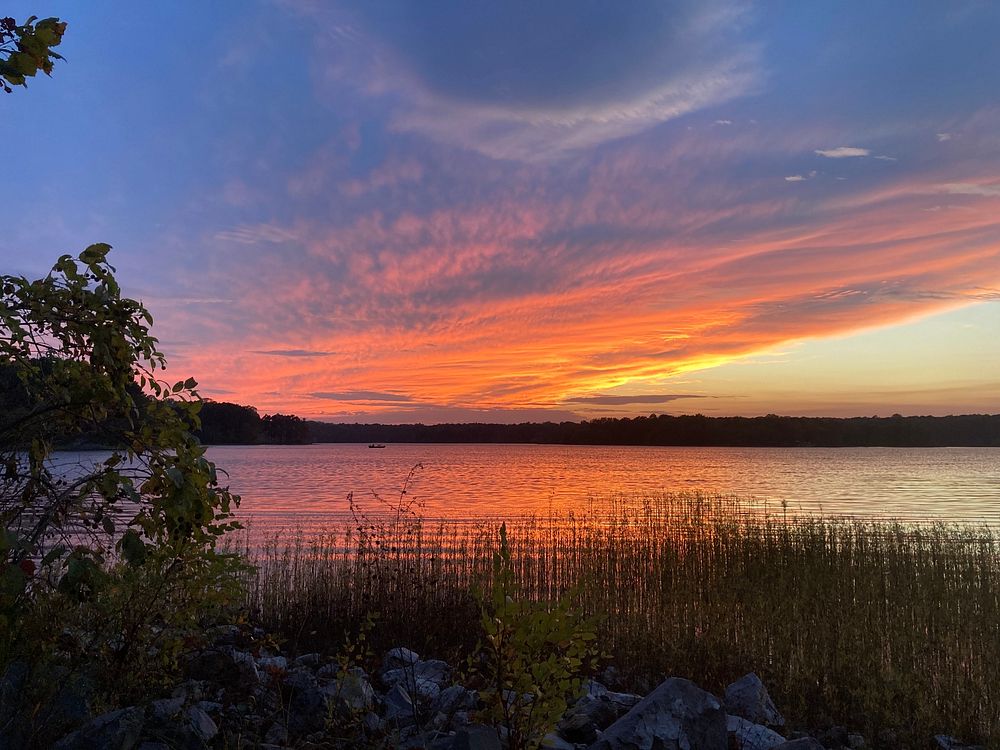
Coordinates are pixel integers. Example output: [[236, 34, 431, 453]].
[[0, 15, 66, 93], [469, 523, 602, 750], [0, 247, 245, 732]]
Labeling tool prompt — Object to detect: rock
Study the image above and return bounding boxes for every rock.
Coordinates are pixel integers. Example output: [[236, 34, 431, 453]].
[[263, 721, 288, 745], [207, 624, 240, 646], [182, 648, 258, 691], [773, 740, 824, 750], [52, 706, 145, 750], [257, 655, 288, 671], [381, 667, 442, 710], [817, 725, 848, 748], [433, 685, 478, 716], [317, 662, 340, 678], [293, 652, 321, 668], [414, 659, 452, 687], [935, 736, 986, 750], [846, 733, 865, 749], [724, 673, 785, 729], [149, 696, 184, 722], [452, 724, 502, 750], [384, 647, 421, 670], [560, 682, 642, 744], [324, 671, 376, 715], [384, 684, 417, 725], [588, 677, 726, 750], [137, 743, 170, 750], [187, 705, 218, 743], [727, 715, 786, 750], [541, 732, 576, 749], [282, 669, 325, 736]]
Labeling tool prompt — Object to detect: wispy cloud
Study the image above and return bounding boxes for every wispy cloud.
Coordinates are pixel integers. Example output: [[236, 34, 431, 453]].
[[785, 170, 817, 182], [939, 182, 1000, 197], [815, 146, 870, 158], [251, 349, 336, 357], [565, 393, 707, 405], [215, 224, 298, 244], [299, 0, 761, 161], [310, 391, 415, 402]]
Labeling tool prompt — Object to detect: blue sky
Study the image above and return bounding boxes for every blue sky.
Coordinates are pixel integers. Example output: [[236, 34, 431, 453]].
[[3, 1, 999, 421]]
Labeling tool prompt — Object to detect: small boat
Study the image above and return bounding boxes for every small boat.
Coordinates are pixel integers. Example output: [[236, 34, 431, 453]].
[[368, 443, 386, 449]]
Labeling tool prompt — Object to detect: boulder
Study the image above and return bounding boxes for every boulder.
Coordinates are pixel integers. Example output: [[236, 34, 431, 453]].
[[382, 668, 443, 698], [772, 740, 824, 750], [257, 655, 288, 671], [414, 659, 452, 687], [293, 652, 321, 668], [541, 732, 576, 749], [588, 677, 726, 750], [727, 715, 786, 750], [187, 705, 218, 744], [323, 671, 376, 716], [182, 647, 258, 691], [148, 697, 184, 722], [433, 684, 478, 716], [935, 736, 986, 750], [282, 669, 326, 735], [559, 682, 642, 744], [384, 647, 421, 671], [384, 684, 417, 726], [52, 706, 145, 750], [452, 724, 502, 750], [724, 673, 785, 729]]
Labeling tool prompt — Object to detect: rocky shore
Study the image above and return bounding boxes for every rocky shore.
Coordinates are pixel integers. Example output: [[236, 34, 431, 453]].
[[1, 625, 985, 750]]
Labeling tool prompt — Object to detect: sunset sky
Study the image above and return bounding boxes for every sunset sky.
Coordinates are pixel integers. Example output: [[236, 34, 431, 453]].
[[4, 1, 1000, 422]]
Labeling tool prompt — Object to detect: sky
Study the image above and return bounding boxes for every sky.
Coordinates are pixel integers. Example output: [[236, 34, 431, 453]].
[[3, 1, 1000, 423]]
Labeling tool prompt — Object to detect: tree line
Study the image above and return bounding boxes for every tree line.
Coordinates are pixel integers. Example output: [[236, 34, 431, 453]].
[[194, 402, 1000, 447]]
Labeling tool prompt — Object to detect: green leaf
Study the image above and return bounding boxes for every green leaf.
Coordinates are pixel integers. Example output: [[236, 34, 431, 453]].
[[120, 530, 147, 566]]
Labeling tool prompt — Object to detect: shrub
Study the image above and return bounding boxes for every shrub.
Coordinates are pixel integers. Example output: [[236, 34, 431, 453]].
[[0, 247, 244, 739]]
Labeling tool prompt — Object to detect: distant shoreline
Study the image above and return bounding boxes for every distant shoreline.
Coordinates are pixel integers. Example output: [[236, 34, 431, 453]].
[[196, 403, 1000, 448]]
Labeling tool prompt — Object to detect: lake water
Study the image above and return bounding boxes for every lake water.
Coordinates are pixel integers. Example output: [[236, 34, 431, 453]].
[[200, 444, 1000, 533]]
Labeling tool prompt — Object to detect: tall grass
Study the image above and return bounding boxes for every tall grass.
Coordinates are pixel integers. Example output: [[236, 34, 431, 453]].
[[242, 493, 1000, 746]]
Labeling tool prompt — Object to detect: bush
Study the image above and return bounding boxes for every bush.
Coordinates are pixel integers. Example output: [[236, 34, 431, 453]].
[[0, 247, 245, 741]]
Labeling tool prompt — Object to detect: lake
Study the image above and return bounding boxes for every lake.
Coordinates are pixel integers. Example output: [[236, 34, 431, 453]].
[[199, 444, 1000, 534]]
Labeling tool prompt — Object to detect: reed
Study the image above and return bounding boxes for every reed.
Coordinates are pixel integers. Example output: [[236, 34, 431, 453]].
[[241, 492, 1000, 746]]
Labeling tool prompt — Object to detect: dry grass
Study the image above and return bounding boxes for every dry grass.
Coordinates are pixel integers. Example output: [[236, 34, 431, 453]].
[[239, 493, 1000, 746]]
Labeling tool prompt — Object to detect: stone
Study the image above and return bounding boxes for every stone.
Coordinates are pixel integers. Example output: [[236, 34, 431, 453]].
[[282, 669, 325, 735], [724, 673, 785, 729], [149, 696, 184, 722], [384, 647, 421, 670], [559, 683, 642, 744], [188, 705, 218, 743], [264, 721, 288, 745], [817, 725, 849, 748], [137, 743, 171, 750], [726, 715, 786, 750], [433, 685, 478, 716], [935, 736, 986, 750], [588, 677, 726, 750], [257, 655, 288, 671], [384, 684, 417, 726], [324, 671, 376, 714], [317, 662, 340, 678], [846, 733, 866, 749], [452, 724, 502, 750], [182, 648, 259, 691], [293, 652, 321, 668], [414, 659, 452, 687], [773, 740, 825, 750], [52, 706, 145, 750], [541, 731, 576, 749]]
